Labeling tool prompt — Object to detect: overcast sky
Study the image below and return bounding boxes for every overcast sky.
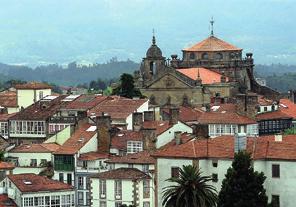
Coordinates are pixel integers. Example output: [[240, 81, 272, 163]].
[[0, 0, 295, 66]]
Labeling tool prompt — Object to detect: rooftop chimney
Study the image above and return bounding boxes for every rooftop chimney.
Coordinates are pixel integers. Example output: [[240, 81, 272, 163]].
[[97, 113, 112, 153], [174, 131, 182, 145], [169, 107, 179, 125], [132, 112, 143, 131], [234, 133, 247, 153], [144, 111, 155, 121], [274, 134, 282, 142]]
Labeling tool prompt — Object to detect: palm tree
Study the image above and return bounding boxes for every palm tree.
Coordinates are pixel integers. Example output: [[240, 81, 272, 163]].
[[162, 165, 218, 207]]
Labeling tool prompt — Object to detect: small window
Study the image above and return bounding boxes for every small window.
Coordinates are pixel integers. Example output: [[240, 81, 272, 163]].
[[212, 173, 218, 182], [30, 159, 37, 167], [39, 91, 44, 100], [67, 173, 72, 185], [212, 160, 218, 168], [215, 53, 223, 60], [78, 192, 84, 205], [272, 164, 280, 178], [189, 52, 195, 60], [128, 164, 134, 168], [264, 107, 268, 112], [201, 53, 208, 60], [229, 52, 236, 59], [171, 167, 180, 178], [271, 195, 280, 207], [257, 107, 261, 112], [272, 105, 275, 111], [59, 173, 64, 182]]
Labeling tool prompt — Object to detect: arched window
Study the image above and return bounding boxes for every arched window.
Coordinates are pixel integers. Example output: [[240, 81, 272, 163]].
[[189, 52, 195, 60], [215, 53, 223, 60], [149, 61, 156, 75], [229, 52, 236, 59], [201, 53, 208, 60]]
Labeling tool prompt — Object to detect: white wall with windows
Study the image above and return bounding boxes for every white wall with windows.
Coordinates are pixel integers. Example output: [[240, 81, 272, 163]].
[[0, 121, 8, 138], [9, 120, 46, 138], [208, 124, 258, 138], [48, 123, 70, 134]]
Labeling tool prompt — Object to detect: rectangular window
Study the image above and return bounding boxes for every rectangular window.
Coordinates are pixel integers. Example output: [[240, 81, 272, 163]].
[[78, 176, 84, 189], [115, 202, 122, 207], [59, 173, 64, 182], [0, 122, 8, 137], [114, 180, 122, 200], [50, 195, 60, 207], [24, 197, 33, 207], [143, 180, 150, 198], [128, 163, 134, 168], [78, 192, 84, 205], [142, 164, 149, 173], [39, 91, 44, 100], [67, 173, 72, 185], [30, 159, 37, 167], [86, 192, 90, 205], [272, 164, 280, 178], [171, 167, 180, 178], [100, 201, 107, 207], [127, 141, 143, 153], [271, 195, 280, 207], [100, 180, 106, 198], [212, 173, 218, 182], [212, 160, 218, 168]]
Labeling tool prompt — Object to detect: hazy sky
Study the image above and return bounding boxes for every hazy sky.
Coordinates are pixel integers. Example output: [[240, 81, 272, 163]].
[[0, 0, 295, 66]]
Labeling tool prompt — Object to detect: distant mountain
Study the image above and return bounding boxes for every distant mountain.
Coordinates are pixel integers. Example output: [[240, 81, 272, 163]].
[[0, 59, 140, 86]]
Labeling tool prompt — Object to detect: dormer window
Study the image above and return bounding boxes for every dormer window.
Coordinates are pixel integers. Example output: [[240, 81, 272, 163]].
[[201, 53, 208, 60], [189, 52, 195, 60]]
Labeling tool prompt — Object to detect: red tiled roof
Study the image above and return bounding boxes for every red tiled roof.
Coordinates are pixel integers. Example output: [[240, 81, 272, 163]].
[[0, 194, 17, 207], [78, 152, 109, 161], [111, 130, 143, 150], [210, 103, 237, 113], [106, 151, 156, 164], [91, 168, 151, 180], [7, 173, 73, 192], [54, 124, 96, 155], [14, 82, 52, 90], [0, 91, 17, 107], [0, 113, 16, 122], [177, 68, 229, 84], [89, 96, 147, 120], [256, 110, 292, 121], [198, 111, 256, 125], [142, 121, 172, 136], [279, 99, 296, 119], [0, 161, 15, 170], [158, 133, 194, 149], [153, 135, 296, 161], [183, 36, 241, 52], [9, 95, 68, 120], [9, 143, 60, 153], [258, 96, 274, 106], [163, 106, 204, 123], [62, 95, 108, 111]]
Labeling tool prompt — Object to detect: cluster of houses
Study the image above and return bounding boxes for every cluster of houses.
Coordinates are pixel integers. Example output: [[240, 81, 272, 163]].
[[0, 81, 296, 207]]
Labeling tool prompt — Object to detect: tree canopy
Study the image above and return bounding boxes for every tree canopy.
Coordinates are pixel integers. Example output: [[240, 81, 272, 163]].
[[217, 151, 268, 207], [112, 73, 143, 98]]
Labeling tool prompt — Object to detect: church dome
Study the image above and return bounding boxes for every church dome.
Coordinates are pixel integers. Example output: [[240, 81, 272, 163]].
[[146, 36, 163, 58]]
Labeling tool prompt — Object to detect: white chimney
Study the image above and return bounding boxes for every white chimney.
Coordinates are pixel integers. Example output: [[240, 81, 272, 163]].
[[234, 133, 247, 153], [274, 134, 282, 142]]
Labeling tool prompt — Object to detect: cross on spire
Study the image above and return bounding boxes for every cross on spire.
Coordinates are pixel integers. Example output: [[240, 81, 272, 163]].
[[210, 17, 215, 36], [152, 28, 156, 45]]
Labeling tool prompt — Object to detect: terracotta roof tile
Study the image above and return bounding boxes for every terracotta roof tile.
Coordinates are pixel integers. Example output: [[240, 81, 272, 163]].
[[9, 95, 68, 120], [163, 106, 204, 123], [54, 124, 96, 155], [111, 130, 143, 150], [258, 96, 274, 106], [7, 173, 73, 192], [198, 111, 256, 124], [89, 96, 147, 120], [210, 103, 237, 113], [78, 151, 109, 161], [0, 161, 15, 170], [106, 151, 155, 164], [183, 36, 241, 52], [14, 82, 52, 90], [256, 110, 292, 121], [0, 113, 16, 122], [177, 68, 229, 84], [0, 91, 17, 107], [91, 168, 151, 180], [10, 143, 60, 153], [62, 95, 108, 111], [142, 121, 172, 135], [279, 99, 296, 119], [0, 194, 17, 207]]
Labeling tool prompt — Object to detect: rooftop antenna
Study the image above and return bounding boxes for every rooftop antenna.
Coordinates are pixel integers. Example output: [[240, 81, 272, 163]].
[[210, 16, 215, 37]]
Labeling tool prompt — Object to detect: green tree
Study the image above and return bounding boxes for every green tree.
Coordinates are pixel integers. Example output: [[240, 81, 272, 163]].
[[162, 165, 217, 207], [217, 151, 268, 207], [0, 150, 5, 161], [112, 73, 142, 98]]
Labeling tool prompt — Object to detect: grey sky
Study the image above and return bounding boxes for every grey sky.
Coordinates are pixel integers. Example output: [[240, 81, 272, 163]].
[[0, 0, 295, 66]]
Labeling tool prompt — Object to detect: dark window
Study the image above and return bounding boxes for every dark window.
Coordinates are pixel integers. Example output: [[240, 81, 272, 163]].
[[257, 107, 261, 112], [272, 105, 275, 111], [264, 107, 268, 112], [212, 160, 218, 167], [271, 195, 280, 207], [189, 52, 195, 59], [59, 173, 64, 182], [128, 164, 134, 168], [215, 53, 223, 60], [272, 164, 280, 178], [201, 53, 208, 60], [229, 52, 236, 59], [67, 173, 72, 185], [212, 173, 218, 182], [171, 167, 180, 178]]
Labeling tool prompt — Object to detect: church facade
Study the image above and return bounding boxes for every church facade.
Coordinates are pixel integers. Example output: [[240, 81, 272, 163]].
[[134, 32, 279, 107]]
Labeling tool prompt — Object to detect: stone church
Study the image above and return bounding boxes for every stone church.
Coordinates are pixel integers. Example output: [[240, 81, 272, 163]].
[[134, 30, 279, 107]]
